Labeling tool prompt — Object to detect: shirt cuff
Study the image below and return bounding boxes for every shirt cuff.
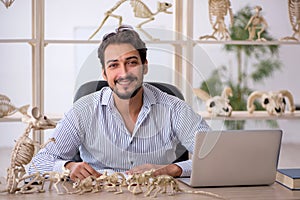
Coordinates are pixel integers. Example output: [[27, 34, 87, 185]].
[[53, 160, 71, 173], [174, 159, 192, 177]]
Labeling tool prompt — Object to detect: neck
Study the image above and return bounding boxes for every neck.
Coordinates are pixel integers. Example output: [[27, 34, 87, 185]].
[[113, 87, 143, 122]]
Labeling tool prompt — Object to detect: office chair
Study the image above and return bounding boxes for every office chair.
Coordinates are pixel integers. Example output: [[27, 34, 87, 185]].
[[73, 80, 189, 163]]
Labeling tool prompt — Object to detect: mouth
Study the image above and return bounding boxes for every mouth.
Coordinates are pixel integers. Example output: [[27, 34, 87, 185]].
[[115, 77, 137, 87]]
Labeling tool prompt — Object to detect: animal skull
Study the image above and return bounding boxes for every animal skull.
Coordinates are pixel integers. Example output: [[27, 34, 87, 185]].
[[247, 90, 295, 116], [193, 87, 233, 117], [22, 107, 56, 130]]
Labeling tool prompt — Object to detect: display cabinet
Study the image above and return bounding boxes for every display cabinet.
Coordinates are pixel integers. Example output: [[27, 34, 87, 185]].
[[0, 0, 300, 145]]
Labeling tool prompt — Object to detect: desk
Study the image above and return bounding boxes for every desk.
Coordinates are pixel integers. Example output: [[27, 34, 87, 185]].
[[1, 177, 300, 200]]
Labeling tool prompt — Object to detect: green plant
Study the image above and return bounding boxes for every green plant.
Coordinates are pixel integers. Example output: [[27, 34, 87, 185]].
[[199, 5, 282, 129]]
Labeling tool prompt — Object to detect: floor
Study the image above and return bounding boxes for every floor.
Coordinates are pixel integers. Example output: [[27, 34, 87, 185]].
[[0, 142, 300, 178]]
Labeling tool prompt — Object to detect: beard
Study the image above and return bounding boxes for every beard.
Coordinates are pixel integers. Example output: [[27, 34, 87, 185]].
[[112, 75, 143, 99]]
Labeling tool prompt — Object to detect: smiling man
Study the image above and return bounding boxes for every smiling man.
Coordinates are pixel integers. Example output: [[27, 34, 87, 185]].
[[29, 25, 210, 181]]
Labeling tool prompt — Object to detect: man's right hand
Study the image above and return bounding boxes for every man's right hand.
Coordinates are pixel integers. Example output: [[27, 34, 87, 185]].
[[65, 161, 101, 181]]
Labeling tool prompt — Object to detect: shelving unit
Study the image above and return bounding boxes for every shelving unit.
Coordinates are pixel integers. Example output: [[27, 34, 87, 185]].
[[0, 0, 299, 144], [2, 111, 300, 123]]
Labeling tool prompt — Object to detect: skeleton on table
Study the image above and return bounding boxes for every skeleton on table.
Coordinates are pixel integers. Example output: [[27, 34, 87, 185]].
[[88, 0, 172, 40], [281, 0, 300, 41], [0, 107, 56, 194], [193, 87, 233, 117], [200, 0, 233, 41], [247, 90, 295, 116], [245, 5, 269, 41], [41, 167, 71, 194]]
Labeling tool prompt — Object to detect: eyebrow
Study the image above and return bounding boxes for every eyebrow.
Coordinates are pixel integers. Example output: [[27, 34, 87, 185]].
[[106, 56, 139, 65]]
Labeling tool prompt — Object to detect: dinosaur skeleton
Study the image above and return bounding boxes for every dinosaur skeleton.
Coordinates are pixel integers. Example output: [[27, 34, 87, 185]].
[[145, 173, 225, 199], [281, 0, 300, 41], [200, 0, 233, 41], [88, 0, 172, 40], [245, 5, 269, 41], [0, 107, 56, 194], [41, 167, 71, 194], [247, 90, 295, 116], [193, 87, 233, 117]]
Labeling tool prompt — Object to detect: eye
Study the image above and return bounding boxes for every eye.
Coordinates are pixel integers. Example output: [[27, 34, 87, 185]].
[[209, 101, 216, 108], [263, 98, 269, 105], [126, 60, 138, 68], [282, 98, 286, 105], [108, 63, 118, 69]]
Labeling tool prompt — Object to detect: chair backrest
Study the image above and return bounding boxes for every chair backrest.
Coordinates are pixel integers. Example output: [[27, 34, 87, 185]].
[[74, 80, 189, 162]]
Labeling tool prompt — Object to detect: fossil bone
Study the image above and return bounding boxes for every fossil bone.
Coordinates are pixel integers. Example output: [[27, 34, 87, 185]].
[[245, 5, 269, 41], [0, 94, 29, 118], [0, 107, 56, 194], [247, 90, 295, 115], [281, 0, 300, 41], [193, 87, 233, 117], [88, 0, 172, 40], [0, 0, 15, 8], [200, 0, 233, 41]]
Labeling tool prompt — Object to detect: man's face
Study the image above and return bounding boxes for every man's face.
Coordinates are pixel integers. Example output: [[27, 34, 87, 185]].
[[102, 43, 148, 99]]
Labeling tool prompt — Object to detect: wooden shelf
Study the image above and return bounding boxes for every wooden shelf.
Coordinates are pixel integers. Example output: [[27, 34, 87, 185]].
[[1, 111, 300, 123], [200, 111, 300, 120], [0, 113, 63, 123]]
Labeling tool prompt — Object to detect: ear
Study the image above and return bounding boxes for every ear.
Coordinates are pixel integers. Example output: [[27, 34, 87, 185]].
[[31, 107, 41, 119], [143, 59, 148, 75], [102, 69, 107, 81]]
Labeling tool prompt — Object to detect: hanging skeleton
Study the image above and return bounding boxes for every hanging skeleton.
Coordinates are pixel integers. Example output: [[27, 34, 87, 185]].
[[281, 0, 300, 41], [0, 107, 56, 194], [88, 0, 172, 40], [200, 0, 234, 41], [244, 6, 268, 41]]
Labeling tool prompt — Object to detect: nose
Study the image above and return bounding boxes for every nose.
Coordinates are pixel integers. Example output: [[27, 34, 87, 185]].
[[118, 63, 128, 76], [275, 107, 281, 113]]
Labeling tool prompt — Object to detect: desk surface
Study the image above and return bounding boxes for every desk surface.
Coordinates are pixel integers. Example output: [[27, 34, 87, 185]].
[[1, 178, 300, 200]]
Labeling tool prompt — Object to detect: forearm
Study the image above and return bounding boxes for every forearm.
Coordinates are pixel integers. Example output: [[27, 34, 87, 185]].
[[28, 148, 71, 175]]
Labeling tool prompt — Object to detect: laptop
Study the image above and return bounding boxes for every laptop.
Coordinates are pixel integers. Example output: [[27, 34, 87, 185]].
[[178, 129, 282, 187]]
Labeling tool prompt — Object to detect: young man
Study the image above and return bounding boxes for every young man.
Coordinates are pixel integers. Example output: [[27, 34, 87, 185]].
[[29, 26, 210, 181]]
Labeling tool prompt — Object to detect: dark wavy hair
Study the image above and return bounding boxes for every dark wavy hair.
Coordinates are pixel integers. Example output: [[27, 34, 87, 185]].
[[98, 26, 147, 70]]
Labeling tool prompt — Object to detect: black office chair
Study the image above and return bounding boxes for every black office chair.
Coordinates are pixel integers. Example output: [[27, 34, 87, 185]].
[[73, 80, 189, 163]]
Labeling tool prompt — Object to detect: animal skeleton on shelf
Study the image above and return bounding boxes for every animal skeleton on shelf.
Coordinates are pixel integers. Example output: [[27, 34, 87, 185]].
[[0, 107, 56, 194], [88, 0, 172, 40], [199, 0, 234, 41], [245, 5, 269, 41], [247, 90, 295, 116], [193, 87, 233, 117], [0, 94, 29, 118], [281, 0, 300, 41]]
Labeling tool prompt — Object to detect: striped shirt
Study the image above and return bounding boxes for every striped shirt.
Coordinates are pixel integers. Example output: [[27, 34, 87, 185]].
[[29, 83, 210, 177]]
